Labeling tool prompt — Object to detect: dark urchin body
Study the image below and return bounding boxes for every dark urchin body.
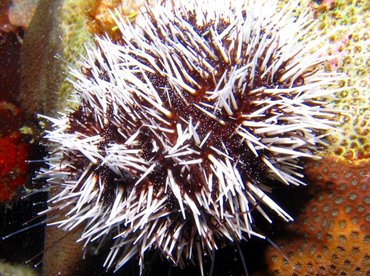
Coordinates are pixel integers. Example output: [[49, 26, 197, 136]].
[[42, 0, 339, 274]]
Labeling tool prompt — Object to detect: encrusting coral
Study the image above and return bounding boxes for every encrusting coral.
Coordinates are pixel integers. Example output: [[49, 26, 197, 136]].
[[260, 0, 370, 274], [312, 0, 370, 160], [263, 156, 370, 275], [279, 0, 370, 160]]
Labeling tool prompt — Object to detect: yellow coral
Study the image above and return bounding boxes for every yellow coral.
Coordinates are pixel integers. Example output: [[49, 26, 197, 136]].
[[313, 0, 370, 159]]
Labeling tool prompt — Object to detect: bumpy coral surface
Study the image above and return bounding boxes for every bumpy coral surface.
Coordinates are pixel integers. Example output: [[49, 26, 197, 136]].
[[311, 0, 370, 159], [277, 0, 369, 160], [263, 156, 370, 275], [261, 2, 370, 273]]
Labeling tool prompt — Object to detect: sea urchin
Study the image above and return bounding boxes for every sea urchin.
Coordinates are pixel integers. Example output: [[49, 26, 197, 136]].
[[41, 0, 340, 273]]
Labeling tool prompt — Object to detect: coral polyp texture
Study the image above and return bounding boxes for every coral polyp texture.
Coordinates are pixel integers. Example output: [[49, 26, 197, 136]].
[[263, 156, 370, 275], [311, 0, 370, 160], [41, 0, 340, 273]]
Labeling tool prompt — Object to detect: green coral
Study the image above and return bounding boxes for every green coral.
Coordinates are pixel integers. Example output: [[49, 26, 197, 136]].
[[57, 0, 96, 111]]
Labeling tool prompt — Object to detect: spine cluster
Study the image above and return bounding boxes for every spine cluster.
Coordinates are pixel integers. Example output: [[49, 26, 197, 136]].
[[41, 0, 340, 274]]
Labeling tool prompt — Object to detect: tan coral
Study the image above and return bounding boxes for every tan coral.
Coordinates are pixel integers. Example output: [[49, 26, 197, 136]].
[[263, 156, 370, 275]]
